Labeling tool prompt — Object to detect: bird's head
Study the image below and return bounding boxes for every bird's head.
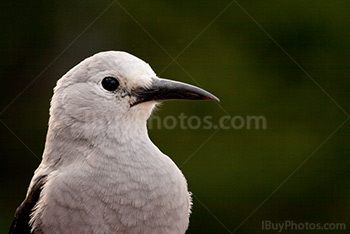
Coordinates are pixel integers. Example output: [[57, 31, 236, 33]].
[[50, 51, 218, 142]]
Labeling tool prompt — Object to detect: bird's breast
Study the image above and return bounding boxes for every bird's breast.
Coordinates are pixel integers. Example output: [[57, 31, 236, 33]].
[[35, 151, 191, 234]]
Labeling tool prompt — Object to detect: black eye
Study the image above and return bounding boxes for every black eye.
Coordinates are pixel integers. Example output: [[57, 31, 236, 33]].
[[102, 77, 120, 91]]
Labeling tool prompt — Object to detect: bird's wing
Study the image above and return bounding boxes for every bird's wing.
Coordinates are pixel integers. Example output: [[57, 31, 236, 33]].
[[9, 175, 47, 234]]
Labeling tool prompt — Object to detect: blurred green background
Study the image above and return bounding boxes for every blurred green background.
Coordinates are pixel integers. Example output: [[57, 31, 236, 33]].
[[1, 0, 349, 233]]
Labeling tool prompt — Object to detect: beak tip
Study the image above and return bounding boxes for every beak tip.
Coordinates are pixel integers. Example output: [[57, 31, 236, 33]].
[[204, 94, 220, 102], [213, 96, 220, 102]]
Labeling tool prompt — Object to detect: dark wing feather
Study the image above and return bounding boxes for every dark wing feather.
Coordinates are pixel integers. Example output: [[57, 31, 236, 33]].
[[9, 175, 47, 234]]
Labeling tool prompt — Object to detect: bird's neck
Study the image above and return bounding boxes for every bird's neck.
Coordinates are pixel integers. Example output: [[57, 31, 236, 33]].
[[40, 107, 157, 169]]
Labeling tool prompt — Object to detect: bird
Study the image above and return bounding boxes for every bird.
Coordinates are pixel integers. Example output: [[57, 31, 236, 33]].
[[9, 51, 219, 234]]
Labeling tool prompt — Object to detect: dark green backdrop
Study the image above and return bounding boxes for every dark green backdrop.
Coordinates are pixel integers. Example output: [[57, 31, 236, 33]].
[[1, 1, 349, 233]]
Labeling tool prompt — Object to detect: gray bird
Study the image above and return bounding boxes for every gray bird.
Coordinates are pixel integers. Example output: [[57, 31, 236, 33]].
[[9, 51, 219, 234]]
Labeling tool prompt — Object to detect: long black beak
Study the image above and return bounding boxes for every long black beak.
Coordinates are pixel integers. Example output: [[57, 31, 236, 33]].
[[131, 78, 219, 106]]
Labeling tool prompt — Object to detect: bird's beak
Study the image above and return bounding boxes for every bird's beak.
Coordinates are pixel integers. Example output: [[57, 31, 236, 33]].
[[131, 78, 219, 106]]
